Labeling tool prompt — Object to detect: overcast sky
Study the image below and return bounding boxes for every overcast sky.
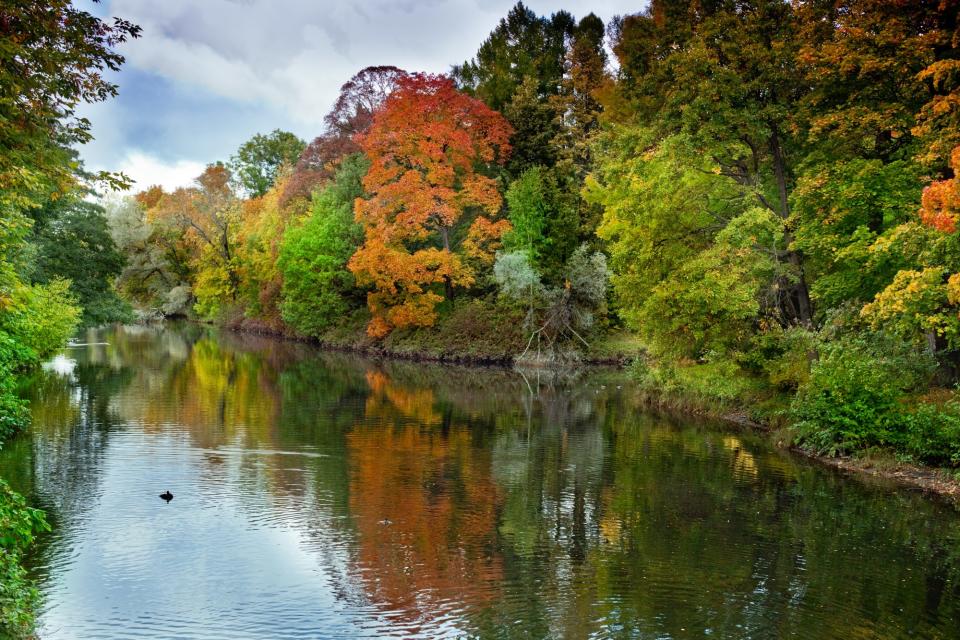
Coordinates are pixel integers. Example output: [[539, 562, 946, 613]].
[[77, 0, 645, 192]]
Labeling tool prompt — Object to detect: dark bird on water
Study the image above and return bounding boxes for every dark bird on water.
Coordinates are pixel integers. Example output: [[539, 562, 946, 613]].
[[159, 490, 174, 502]]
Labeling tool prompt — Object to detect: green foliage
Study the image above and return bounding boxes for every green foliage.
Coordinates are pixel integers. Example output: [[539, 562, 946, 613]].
[[0, 359, 29, 443], [0, 2, 140, 206], [792, 333, 936, 456], [0, 479, 49, 638], [451, 2, 573, 113], [899, 401, 960, 467], [589, 131, 779, 359], [632, 357, 760, 408], [230, 129, 306, 198], [744, 326, 819, 392], [278, 155, 367, 337], [792, 159, 924, 311], [0, 280, 80, 363], [503, 166, 578, 280], [27, 196, 131, 326]]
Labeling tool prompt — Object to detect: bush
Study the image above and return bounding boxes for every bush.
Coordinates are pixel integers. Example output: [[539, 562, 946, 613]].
[[900, 401, 960, 466], [744, 325, 819, 391], [791, 333, 935, 456], [633, 357, 760, 407], [0, 374, 28, 444], [493, 251, 542, 302], [0, 479, 49, 638], [0, 279, 80, 362]]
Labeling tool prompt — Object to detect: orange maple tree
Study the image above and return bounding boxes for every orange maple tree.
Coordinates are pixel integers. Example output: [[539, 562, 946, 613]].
[[919, 146, 960, 234], [348, 73, 513, 338]]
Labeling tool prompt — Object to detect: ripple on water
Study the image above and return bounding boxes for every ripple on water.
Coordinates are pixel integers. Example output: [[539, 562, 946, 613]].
[[2, 324, 959, 639]]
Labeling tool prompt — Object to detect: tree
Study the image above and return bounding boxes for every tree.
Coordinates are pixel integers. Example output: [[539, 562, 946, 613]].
[[453, 3, 575, 179], [587, 131, 780, 358], [148, 164, 241, 317], [495, 244, 609, 360], [451, 3, 573, 113], [503, 166, 578, 281], [606, 0, 814, 325], [0, 1, 140, 207], [348, 74, 513, 338], [106, 190, 197, 316], [232, 170, 306, 323], [278, 154, 368, 337], [285, 66, 407, 203], [553, 13, 608, 179], [27, 196, 130, 326], [229, 129, 305, 198], [861, 146, 960, 351]]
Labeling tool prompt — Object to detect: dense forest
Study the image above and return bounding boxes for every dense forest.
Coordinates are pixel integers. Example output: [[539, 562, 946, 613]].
[[99, 0, 960, 467], [0, 0, 959, 634]]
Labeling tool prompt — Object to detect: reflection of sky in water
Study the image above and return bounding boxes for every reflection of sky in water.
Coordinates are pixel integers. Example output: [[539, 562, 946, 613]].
[[42, 354, 76, 377], [42, 433, 395, 639], [2, 323, 959, 639]]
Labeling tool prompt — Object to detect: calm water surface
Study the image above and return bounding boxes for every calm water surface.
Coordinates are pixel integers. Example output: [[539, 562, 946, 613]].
[[1, 323, 959, 639]]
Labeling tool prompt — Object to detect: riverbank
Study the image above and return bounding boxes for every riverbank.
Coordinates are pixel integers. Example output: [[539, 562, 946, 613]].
[[207, 312, 960, 506], [219, 299, 646, 367], [636, 391, 960, 506]]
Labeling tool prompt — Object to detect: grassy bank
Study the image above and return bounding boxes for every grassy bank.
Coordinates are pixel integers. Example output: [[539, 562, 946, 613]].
[[627, 354, 960, 504]]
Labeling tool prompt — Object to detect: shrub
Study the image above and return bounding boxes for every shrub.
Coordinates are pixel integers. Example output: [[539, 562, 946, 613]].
[[744, 325, 819, 391], [900, 401, 960, 466], [0, 479, 49, 638], [0, 279, 80, 361], [791, 333, 935, 456], [493, 251, 542, 302]]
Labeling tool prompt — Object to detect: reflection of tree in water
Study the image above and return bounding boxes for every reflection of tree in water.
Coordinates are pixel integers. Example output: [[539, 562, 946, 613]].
[[345, 367, 505, 632], [4, 324, 960, 639], [0, 347, 137, 590], [492, 404, 960, 639]]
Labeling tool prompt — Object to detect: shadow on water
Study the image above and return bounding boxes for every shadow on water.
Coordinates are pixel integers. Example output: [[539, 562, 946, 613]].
[[0, 322, 958, 639]]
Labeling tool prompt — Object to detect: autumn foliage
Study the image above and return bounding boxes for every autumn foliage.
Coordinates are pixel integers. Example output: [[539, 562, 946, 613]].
[[919, 146, 960, 233], [348, 74, 513, 337]]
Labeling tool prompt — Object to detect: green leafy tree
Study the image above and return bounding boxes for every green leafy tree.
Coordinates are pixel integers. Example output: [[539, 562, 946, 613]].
[[27, 196, 131, 326], [453, 3, 575, 179], [278, 154, 368, 337], [229, 129, 306, 197], [587, 130, 781, 359], [503, 166, 578, 281], [452, 2, 572, 113], [607, 0, 814, 324], [0, 1, 140, 207], [791, 159, 924, 312]]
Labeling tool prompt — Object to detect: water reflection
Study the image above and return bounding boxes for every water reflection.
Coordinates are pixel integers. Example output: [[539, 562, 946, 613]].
[[0, 323, 958, 639]]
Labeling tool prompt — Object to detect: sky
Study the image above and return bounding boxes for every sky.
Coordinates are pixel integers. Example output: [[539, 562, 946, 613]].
[[77, 0, 644, 193]]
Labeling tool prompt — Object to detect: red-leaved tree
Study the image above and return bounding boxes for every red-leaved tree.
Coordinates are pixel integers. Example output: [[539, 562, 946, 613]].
[[348, 73, 513, 338], [283, 66, 408, 204]]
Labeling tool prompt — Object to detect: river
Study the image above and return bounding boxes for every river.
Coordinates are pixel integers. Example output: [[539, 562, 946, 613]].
[[0, 323, 958, 639]]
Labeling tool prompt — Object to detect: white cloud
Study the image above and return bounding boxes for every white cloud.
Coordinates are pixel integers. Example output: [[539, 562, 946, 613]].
[[80, 0, 647, 179], [105, 0, 643, 125], [118, 151, 205, 192]]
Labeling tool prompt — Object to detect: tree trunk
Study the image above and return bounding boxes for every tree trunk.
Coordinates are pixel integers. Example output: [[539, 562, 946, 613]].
[[440, 226, 454, 301], [769, 124, 813, 326]]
